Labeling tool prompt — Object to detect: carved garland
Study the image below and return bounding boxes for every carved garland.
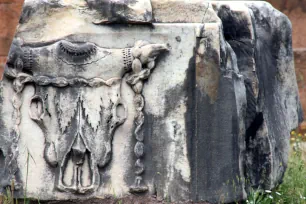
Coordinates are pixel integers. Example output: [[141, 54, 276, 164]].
[[127, 41, 159, 193], [5, 70, 121, 89]]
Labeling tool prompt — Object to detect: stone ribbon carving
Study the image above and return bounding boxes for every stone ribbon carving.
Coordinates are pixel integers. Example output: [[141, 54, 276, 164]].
[[126, 41, 167, 193]]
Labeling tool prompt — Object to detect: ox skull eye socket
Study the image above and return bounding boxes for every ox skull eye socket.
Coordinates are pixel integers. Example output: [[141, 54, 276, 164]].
[[116, 103, 125, 119], [29, 96, 44, 120]]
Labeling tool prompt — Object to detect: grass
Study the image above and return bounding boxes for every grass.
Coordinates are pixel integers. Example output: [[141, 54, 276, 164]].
[[244, 131, 306, 204], [0, 150, 40, 204], [1, 182, 18, 204]]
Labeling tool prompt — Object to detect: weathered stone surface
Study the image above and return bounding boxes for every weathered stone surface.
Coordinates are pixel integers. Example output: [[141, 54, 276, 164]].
[[265, 0, 306, 48], [0, 0, 302, 203], [87, 0, 153, 24]]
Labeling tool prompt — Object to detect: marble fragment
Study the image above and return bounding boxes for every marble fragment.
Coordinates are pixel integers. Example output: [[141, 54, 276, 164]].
[[0, 0, 301, 203]]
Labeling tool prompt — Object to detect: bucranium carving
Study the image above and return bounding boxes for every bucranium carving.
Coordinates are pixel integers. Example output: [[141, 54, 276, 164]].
[[5, 38, 168, 194]]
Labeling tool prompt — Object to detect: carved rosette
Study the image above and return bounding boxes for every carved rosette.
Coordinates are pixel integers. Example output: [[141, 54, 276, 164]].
[[4, 38, 168, 194]]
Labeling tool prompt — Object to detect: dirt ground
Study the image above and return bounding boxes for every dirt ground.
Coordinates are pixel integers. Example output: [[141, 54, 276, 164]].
[[27, 195, 212, 204]]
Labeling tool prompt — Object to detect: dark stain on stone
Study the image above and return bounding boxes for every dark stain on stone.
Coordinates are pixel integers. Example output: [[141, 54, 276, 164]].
[[99, 170, 111, 191], [245, 112, 264, 148], [86, 0, 151, 23], [19, 1, 62, 25], [164, 86, 185, 118], [124, 118, 143, 188], [217, 4, 277, 192], [188, 31, 245, 201], [194, 80, 243, 203], [185, 46, 197, 201], [175, 36, 181, 42], [103, 23, 155, 32], [0, 84, 2, 104], [217, 5, 252, 41], [0, 140, 23, 196], [6, 40, 24, 70], [297, 95, 304, 124], [244, 3, 296, 189], [19, 5, 34, 24], [0, 149, 4, 175], [142, 113, 168, 198], [244, 116, 272, 189]]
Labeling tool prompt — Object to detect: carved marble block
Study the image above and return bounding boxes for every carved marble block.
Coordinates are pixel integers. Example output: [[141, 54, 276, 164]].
[[0, 0, 302, 203]]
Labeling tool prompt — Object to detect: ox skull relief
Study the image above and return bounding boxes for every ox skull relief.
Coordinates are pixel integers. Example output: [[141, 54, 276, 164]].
[[5, 38, 168, 194]]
